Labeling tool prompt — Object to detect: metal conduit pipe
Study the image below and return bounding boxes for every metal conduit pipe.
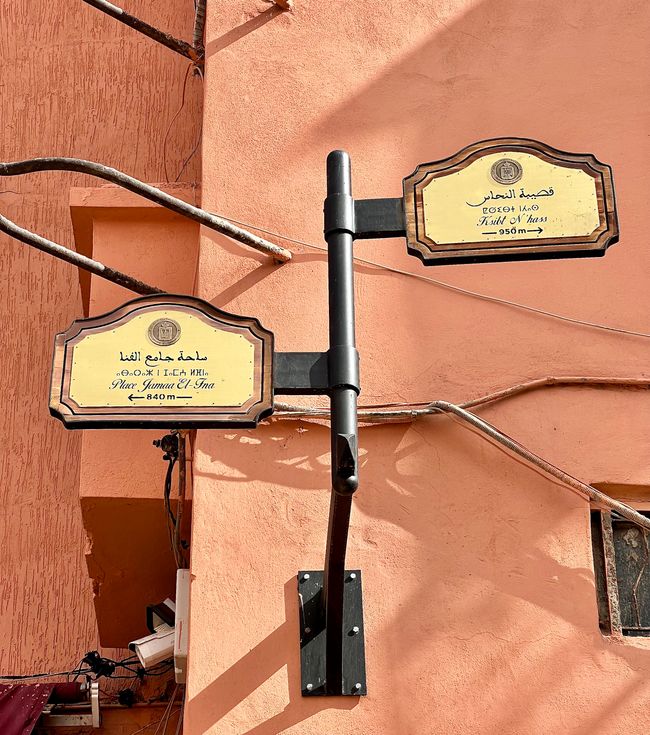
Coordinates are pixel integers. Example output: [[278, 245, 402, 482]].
[[0, 210, 162, 296], [431, 401, 650, 532], [81, 0, 202, 62], [192, 0, 207, 54], [0, 158, 293, 263], [273, 399, 650, 533]]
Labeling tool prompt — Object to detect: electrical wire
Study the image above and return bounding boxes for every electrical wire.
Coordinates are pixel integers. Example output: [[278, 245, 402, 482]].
[[175, 116, 202, 183], [163, 63, 194, 183], [0, 656, 173, 682], [156, 432, 188, 569], [70, 657, 86, 682], [221, 215, 650, 341], [0, 668, 92, 681], [173, 433, 189, 569], [128, 709, 181, 735], [173, 704, 184, 735], [156, 684, 179, 735], [274, 376, 650, 422], [164, 454, 178, 530]]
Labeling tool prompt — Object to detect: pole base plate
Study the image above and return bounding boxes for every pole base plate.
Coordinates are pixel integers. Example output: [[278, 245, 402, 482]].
[[297, 570, 367, 696]]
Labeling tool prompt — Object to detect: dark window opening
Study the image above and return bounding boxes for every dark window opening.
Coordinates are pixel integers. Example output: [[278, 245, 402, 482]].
[[591, 510, 650, 636]]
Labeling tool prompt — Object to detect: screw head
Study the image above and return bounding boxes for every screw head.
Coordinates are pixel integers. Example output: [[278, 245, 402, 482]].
[[349, 572, 357, 580], [302, 573, 310, 581], [306, 683, 313, 691], [304, 627, 311, 634], [353, 682, 362, 693], [351, 625, 360, 635]]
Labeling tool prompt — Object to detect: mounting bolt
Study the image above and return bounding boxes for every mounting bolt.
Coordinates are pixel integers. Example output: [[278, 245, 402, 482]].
[[304, 627, 311, 634], [348, 572, 357, 580], [306, 683, 313, 692], [351, 625, 360, 635], [353, 682, 362, 693], [302, 573, 310, 582]]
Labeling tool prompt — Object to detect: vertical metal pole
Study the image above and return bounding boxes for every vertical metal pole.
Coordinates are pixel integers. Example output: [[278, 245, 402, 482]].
[[323, 150, 360, 695]]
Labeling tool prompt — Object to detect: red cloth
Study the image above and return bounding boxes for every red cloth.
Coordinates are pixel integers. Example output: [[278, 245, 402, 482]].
[[0, 684, 55, 735]]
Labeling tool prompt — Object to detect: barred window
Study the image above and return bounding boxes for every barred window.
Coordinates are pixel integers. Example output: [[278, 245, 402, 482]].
[[591, 510, 650, 636]]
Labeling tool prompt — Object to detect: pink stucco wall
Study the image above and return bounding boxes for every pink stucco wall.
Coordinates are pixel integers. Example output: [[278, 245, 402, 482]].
[[184, 1, 650, 733], [4, 0, 650, 733], [0, 0, 200, 691], [73, 185, 200, 646]]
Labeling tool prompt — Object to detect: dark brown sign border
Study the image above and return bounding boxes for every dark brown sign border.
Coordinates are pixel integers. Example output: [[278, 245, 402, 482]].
[[50, 293, 274, 429], [402, 137, 618, 265]]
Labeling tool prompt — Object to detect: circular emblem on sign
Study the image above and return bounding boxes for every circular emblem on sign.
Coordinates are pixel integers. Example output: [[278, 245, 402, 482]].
[[148, 318, 181, 346], [490, 158, 523, 185]]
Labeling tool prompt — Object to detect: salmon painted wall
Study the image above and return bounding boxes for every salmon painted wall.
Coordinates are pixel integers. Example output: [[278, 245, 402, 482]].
[[0, 0, 201, 678], [185, 1, 650, 734]]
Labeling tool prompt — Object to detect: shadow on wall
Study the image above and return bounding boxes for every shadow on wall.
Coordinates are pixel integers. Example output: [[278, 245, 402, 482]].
[[186, 578, 356, 734], [205, 6, 285, 57], [308, 0, 643, 179], [194, 414, 650, 733], [195, 417, 600, 626], [190, 0, 650, 732]]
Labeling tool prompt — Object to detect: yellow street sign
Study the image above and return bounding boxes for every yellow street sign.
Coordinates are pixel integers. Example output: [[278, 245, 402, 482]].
[[403, 138, 618, 265], [50, 294, 274, 428]]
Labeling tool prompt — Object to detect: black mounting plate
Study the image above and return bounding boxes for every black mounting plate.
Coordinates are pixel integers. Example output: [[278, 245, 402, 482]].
[[297, 570, 367, 696]]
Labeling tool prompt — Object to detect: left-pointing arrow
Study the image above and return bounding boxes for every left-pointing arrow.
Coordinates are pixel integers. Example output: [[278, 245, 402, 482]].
[[128, 394, 145, 401]]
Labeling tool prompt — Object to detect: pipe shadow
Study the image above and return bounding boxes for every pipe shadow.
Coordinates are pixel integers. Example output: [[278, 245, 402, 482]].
[[205, 7, 284, 57], [197, 0, 650, 728]]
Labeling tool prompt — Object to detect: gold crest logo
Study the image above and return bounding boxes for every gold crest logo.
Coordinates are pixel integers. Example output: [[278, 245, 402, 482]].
[[490, 158, 523, 185], [148, 318, 181, 346]]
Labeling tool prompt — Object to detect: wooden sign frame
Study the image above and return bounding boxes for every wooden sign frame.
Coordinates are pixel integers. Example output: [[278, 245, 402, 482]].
[[402, 137, 618, 265], [50, 294, 274, 429]]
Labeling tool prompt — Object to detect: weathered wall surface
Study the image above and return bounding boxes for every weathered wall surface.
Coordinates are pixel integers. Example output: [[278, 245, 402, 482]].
[[0, 0, 201, 676], [185, 1, 650, 733]]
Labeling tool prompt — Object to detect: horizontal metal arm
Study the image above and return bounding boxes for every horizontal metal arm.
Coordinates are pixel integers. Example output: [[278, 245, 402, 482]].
[[82, 0, 202, 62], [274, 352, 329, 395], [354, 198, 405, 239], [0, 210, 162, 296], [0, 158, 292, 263]]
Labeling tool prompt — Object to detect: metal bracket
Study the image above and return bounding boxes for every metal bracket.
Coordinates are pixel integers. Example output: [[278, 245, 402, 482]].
[[354, 197, 406, 240], [274, 352, 329, 395], [298, 570, 367, 696]]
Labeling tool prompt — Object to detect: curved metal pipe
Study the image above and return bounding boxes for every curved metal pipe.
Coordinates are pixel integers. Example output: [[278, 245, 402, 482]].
[[192, 0, 207, 54], [273, 398, 650, 533], [0, 210, 162, 296], [82, 0, 202, 62], [0, 158, 292, 263]]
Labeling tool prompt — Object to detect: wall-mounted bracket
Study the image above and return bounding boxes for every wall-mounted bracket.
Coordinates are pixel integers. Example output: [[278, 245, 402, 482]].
[[354, 197, 406, 240], [274, 352, 329, 395], [298, 570, 366, 696]]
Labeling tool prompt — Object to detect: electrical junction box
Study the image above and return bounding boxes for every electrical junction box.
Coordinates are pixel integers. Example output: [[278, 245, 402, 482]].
[[175, 569, 190, 684]]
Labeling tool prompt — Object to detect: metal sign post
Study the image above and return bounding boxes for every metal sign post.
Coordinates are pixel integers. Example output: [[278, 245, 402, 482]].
[[296, 151, 366, 697], [295, 139, 618, 697], [322, 151, 361, 696], [49, 139, 619, 699]]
